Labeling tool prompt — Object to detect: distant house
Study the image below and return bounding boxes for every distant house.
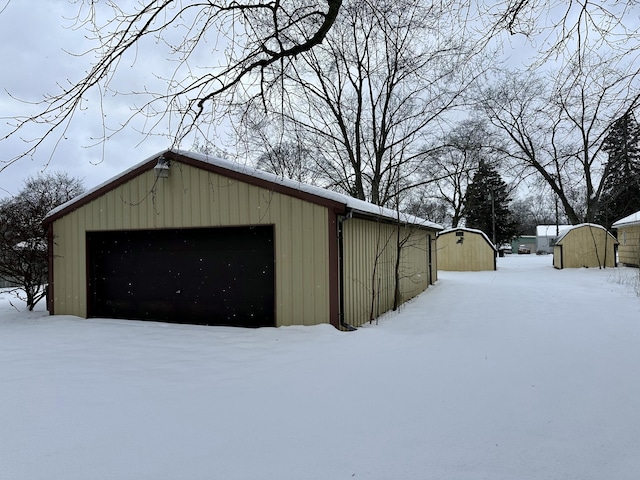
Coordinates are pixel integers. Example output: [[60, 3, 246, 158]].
[[437, 227, 497, 271], [552, 224, 618, 269], [536, 225, 573, 254], [42, 149, 442, 329], [612, 211, 640, 267]]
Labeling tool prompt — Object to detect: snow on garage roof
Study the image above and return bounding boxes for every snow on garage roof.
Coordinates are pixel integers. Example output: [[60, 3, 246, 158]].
[[612, 211, 640, 228], [45, 149, 443, 230]]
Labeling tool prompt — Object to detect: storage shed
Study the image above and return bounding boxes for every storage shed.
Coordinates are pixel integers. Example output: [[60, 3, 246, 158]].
[[612, 211, 640, 267], [43, 150, 441, 329], [552, 224, 618, 269], [436, 227, 497, 271]]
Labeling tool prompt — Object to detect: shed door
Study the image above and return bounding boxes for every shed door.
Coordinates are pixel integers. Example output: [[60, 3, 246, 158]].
[[87, 226, 275, 327]]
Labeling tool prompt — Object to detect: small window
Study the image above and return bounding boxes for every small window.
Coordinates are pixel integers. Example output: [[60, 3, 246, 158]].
[[455, 231, 464, 237]]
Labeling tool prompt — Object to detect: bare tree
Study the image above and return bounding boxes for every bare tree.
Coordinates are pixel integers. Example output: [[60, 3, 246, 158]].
[[3, 0, 640, 178], [235, 0, 488, 320], [479, 60, 634, 224], [404, 194, 450, 226], [417, 119, 504, 227], [1, 0, 342, 169], [237, 0, 487, 206], [479, 0, 640, 68], [255, 141, 325, 184], [510, 181, 569, 235], [0, 173, 84, 310]]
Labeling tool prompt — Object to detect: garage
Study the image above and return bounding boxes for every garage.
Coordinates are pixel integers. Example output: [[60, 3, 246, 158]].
[[44, 149, 441, 328], [87, 226, 275, 327]]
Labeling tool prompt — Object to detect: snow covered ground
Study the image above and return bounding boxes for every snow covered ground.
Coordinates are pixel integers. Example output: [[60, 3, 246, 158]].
[[1, 254, 639, 480]]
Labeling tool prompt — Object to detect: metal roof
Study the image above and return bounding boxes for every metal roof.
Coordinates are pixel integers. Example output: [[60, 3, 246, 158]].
[[612, 211, 640, 228], [45, 149, 443, 231]]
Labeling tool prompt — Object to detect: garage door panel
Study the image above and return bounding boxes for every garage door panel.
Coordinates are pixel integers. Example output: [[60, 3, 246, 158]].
[[87, 226, 275, 327]]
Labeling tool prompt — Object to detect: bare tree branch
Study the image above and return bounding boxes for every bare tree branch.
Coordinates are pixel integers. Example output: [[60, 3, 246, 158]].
[[1, 0, 342, 169], [240, 0, 489, 206]]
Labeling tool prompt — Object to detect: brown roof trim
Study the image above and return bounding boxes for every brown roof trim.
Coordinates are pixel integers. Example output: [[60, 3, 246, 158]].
[[44, 151, 349, 224], [349, 208, 441, 232], [46, 224, 55, 314], [43, 160, 157, 225], [327, 210, 340, 329]]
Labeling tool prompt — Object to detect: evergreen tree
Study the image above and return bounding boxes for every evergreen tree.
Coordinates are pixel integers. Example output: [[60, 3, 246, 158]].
[[596, 112, 640, 229], [464, 160, 518, 245]]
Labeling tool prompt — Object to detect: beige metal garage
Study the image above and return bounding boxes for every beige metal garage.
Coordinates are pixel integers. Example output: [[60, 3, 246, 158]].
[[44, 150, 441, 329]]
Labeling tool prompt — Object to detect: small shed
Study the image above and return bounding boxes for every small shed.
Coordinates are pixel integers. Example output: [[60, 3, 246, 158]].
[[536, 225, 573, 254], [437, 227, 497, 271], [612, 211, 640, 267], [552, 224, 618, 269], [43, 149, 442, 329]]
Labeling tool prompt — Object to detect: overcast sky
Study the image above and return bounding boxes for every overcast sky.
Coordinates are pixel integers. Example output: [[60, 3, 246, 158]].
[[0, 1, 540, 201], [0, 1, 209, 199]]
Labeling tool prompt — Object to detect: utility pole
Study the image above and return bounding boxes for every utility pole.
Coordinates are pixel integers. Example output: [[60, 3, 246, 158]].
[[489, 189, 496, 244]]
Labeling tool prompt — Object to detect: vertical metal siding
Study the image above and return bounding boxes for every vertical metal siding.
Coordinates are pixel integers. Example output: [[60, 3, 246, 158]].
[[437, 231, 496, 271], [342, 218, 430, 327], [398, 228, 431, 301], [51, 162, 331, 326]]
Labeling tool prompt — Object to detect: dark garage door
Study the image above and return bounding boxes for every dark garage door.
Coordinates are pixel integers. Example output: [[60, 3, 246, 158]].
[[87, 226, 275, 327]]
